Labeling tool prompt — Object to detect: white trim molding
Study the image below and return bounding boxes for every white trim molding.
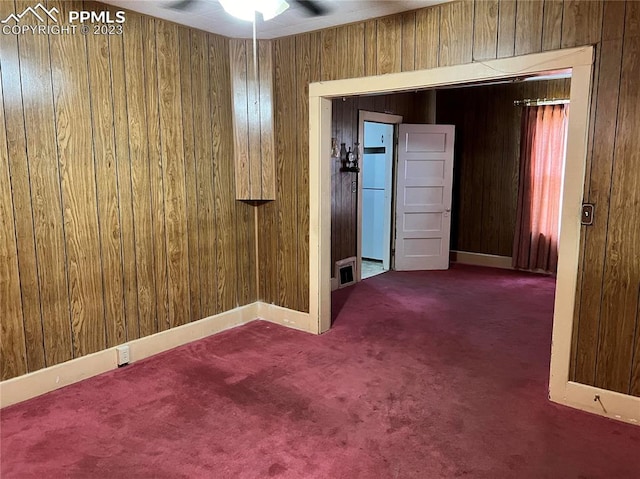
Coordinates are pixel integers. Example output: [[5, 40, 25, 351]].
[[256, 302, 314, 333]]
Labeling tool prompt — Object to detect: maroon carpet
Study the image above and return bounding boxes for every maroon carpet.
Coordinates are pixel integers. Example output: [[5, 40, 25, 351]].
[[1, 265, 639, 478]]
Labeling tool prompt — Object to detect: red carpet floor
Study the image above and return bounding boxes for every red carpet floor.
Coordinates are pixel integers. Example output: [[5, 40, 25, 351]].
[[1, 265, 639, 478]]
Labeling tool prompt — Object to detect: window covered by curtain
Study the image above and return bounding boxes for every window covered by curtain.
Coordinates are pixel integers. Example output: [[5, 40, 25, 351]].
[[513, 104, 569, 273]]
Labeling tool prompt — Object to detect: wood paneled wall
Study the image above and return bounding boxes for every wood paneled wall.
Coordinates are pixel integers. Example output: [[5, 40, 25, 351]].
[[229, 39, 276, 200], [0, 1, 256, 380], [330, 92, 433, 273], [437, 79, 571, 257], [258, 0, 640, 397]]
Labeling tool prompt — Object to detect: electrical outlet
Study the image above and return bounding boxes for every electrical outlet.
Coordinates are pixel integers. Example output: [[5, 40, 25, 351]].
[[116, 345, 130, 366]]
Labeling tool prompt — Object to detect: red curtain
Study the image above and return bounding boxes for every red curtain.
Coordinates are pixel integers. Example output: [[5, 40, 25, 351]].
[[513, 104, 568, 273]]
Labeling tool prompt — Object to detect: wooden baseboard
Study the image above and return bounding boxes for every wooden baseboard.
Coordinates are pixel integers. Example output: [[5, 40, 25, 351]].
[[551, 382, 640, 426], [0, 303, 259, 408], [450, 250, 513, 269]]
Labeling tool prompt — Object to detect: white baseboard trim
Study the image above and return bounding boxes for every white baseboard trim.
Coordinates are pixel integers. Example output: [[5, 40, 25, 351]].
[[256, 301, 315, 334], [450, 250, 513, 270], [550, 381, 640, 426], [0, 303, 259, 409]]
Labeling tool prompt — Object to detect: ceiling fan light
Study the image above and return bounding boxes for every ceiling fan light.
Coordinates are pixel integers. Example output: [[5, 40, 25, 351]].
[[219, 0, 289, 22]]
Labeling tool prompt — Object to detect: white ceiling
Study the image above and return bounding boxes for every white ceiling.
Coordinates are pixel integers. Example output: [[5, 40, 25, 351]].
[[102, 0, 449, 39]]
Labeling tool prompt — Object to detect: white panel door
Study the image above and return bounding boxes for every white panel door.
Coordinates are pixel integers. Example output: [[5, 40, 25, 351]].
[[395, 124, 455, 270]]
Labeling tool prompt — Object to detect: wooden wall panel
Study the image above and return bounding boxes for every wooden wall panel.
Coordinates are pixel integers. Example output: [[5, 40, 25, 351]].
[[561, 0, 604, 49], [210, 35, 238, 313], [593, 28, 640, 394], [142, 17, 169, 333], [497, 0, 517, 58], [191, 30, 217, 318], [13, 0, 73, 368], [274, 37, 298, 309], [178, 27, 201, 323], [473, 0, 499, 61], [515, 0, 544, 56], [122, 13, 156, 338], [364, 20, 377, 76], [401, 12, 416, 71], [542, 0, 564, 51], [1, 4, 255, 380], [109, 31, 140, 342], [376, 15, 402, 74], [0, 0, 45, 372], [439, 0, 474, 66], [86, 18, 126, 348], [0, 73, 27, 379], [156, 21, 190, 328], [49, 0, 105, 357], [415, 6, 440, 69]]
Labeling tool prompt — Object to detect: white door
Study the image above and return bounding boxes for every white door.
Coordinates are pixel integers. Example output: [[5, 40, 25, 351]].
[[395, 124, 455, 270]]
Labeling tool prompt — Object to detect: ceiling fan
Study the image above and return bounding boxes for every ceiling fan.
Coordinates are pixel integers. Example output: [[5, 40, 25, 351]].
[[169, 0, 329, 19]]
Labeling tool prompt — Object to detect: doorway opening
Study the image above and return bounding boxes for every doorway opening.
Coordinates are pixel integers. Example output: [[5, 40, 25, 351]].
[[358, 112, 402, 280], [309, 47, 594, 413]]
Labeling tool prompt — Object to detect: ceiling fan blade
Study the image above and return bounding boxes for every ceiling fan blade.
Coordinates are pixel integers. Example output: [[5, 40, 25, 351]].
[[293, 0, 328, 17], [169, 0, 197, 11]]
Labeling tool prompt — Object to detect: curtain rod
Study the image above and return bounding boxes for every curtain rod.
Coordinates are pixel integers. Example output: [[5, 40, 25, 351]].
[[513, 98, 570, 107]]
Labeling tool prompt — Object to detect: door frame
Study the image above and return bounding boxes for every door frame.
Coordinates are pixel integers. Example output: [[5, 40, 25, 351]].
[[308, 47, 638, 424], [356, 111, 402, 281]]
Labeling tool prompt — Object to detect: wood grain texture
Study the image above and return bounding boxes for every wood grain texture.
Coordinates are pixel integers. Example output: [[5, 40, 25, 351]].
[[497, 0, 517, 58], [0, 69, 27, 380], [258, 41, 276, 200], [572, 38, 623, 386], [229, 39, 275, 200], [364, 20, 377, 76], [109, 29, 140, 342], [178, 27, 201, 323], [0, 0, 45, 372], [473, 0, 499, 61], [377, 15, 402, 74], [210, 34, 237, 313], [416, 6, 440, 69], [1, 5, 255, 379], [191, 31, 217, 317], [85, 18, 126, 348], [295, 33, 314, 311], [561, 0, 604, 48], [594, 30, 640, 394], [321, 28, 338, 81], [123, 13, 156, 338], [439, 0, 474, 66], [515, 0, 544, 55], [401, 12, 416, 71], [49, 0, 105, 357], [229, 40, 251, 200], [274, 37, 298, 309], [542, 0, 564, 51], [156, 21, 190, 328], [347, 23, 365, 78], [245, 40, 262, 200], [142, 16, 168, 333]]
